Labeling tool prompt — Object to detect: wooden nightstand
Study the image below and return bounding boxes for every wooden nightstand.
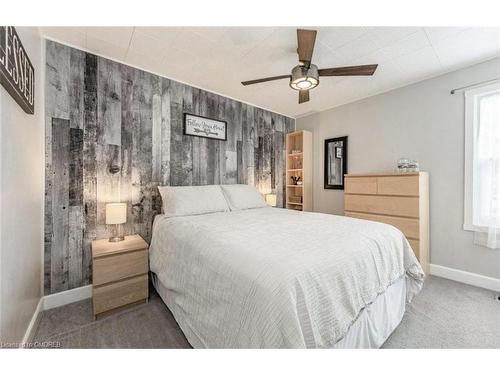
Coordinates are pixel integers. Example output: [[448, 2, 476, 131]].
[[91, 234, 149, 319]]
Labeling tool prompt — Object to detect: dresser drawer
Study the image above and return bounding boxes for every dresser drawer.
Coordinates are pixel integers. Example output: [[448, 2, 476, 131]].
[[93, 249, 148, 286], [345, 194, 420, 218], [345, 177, 377, 194], [345, 211, 420, 239], [408, 239, 420, 258], [377, 175, 419, 196], [93, 274, 148, 315]]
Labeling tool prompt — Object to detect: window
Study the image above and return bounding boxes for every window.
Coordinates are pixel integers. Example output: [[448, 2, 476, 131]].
[[464, 82, 500, 248]]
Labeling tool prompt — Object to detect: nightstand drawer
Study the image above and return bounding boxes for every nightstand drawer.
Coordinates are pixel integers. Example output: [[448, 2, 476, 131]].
[[93, 249, 148, 286], [93, 274, 148, 315]]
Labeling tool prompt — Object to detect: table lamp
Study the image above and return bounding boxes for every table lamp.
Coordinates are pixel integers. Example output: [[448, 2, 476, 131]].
[[106, 203, 127, 242], [265, 194, 277, 207]]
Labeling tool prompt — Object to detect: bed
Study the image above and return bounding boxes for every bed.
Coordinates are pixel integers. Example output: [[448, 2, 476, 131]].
[[149, 184, 425, 348]]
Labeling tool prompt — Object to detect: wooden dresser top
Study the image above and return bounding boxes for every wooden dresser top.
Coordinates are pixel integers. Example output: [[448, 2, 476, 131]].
[[92, 235, 148, 258], [345, 172, 426, 177]]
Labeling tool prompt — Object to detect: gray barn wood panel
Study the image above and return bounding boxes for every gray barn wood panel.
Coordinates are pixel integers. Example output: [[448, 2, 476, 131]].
[[96, 57, 122, 230], [237, 140, 244, 183], [45, 41, 70, 120], [120, 64, 135, 238], [225, 150, 238, 184], [285, 117, 295, 134], [151, 82, 162, 183], [50, 118, 70, 293], [81, 53, 98, 289], [241, 104, 255, 186], [69, 48, 85, 129], [69, 128, 83, 206], [271, 113, 282, 190], [44, 115, 53, 293], [44, 41, 295, 294], [274, 130, 284, 207], [180, 85, 193, 187], [255, 136, 264, 191], [129, 67, 142, 229], [149, 75, 163, 223], [254, 107, 265, 189], [226, 99, 241, 151], [261, 111, 272, 194], [160, 80, 171, 186], [98, 58, 122, 146], [207, 91, 221, 185], [136, 70, 156, 241], [226, 99, 242, 184], [68, 206, 83, 289], [169, 101, 184, 186], [191, 88, 203, 185]]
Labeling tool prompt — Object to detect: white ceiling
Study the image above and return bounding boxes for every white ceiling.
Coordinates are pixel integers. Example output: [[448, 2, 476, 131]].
[[39, 26, 500, 118]]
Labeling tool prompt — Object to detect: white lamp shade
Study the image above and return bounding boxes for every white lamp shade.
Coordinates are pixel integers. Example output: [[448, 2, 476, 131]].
[[265, 194, 277, 207], [105, 203, 127, 224]]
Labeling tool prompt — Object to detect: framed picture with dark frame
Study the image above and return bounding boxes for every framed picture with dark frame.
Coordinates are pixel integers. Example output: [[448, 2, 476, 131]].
[[183, 113, 227, 141], [324, 136, 348, 189]]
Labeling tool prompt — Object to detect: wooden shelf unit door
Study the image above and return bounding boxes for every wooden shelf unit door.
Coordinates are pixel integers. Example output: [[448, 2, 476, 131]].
[[285, 130, 312, 211], [344, 172, 429, 274]]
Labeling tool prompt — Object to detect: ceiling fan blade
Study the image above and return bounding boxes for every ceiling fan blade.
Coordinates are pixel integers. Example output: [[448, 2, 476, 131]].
[[298, 90, 310, 104], [318, 64, 378, 76], [297, 29, 317, 65], [241, 74, 291, 86]]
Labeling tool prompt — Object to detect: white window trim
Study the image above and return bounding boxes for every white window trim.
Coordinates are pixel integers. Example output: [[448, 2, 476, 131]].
[[463, 81, 500, 232]]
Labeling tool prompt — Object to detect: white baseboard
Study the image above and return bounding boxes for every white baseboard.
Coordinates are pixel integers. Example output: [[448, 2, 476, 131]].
[[19, 285, 92, 347], [43, 285, 92, 310], [430, 264, 500, 292], [20, 298, 44, 347]]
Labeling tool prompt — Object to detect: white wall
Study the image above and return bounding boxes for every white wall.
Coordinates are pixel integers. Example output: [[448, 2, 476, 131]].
[[297, 57, 500, 280], [0, 27, 44, 344]]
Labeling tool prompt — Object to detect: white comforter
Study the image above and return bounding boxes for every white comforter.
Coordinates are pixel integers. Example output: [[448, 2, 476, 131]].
[[149, 207, 424, 348]]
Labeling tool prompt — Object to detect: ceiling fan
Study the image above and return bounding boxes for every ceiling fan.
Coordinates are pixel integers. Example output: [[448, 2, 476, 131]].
[[241, 29, 378, 104]]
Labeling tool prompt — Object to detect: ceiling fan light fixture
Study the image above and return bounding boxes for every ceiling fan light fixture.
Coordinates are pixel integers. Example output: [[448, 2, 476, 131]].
[[290, 64, 319, 91], [240, 29, 378, 104], [296, 80, 313, 89]]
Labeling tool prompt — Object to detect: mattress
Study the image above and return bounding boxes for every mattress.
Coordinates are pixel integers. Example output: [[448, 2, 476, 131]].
[[149, 207, 424, 348]]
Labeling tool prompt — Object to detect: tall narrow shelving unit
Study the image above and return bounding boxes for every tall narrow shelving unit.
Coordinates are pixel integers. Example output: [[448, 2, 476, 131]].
[[285, 130, 312, 211]]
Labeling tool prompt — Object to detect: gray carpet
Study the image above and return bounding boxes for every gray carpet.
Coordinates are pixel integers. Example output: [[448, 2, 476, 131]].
[[30, 276, 500, 348]]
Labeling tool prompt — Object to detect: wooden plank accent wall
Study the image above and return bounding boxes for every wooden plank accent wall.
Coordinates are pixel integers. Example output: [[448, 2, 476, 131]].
[[44, 40, 295, 295]]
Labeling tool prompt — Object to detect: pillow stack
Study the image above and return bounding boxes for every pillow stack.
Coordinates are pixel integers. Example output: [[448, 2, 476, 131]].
[[157, 184, 268, 217]]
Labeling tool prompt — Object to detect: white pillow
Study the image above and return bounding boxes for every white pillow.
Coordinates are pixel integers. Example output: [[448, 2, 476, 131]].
[[158, 185, 230, 217], [220, 184, 267, 211]]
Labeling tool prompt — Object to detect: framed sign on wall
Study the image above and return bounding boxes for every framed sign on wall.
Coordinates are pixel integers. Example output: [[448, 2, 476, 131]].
[[0, 26, 35, 114], [183, 113, 227, 141]]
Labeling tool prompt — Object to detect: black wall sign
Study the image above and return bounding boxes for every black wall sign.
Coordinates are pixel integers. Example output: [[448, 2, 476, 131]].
[[0, 26, 35, 114]]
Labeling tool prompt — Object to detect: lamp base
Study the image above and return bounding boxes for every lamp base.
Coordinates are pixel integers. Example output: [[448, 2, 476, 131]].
[[108, 236, 125, 242]]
